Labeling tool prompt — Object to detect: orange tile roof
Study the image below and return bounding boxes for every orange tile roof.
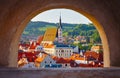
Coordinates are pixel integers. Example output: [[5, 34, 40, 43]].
[[44, 44, 54, 48], [37, 36, 43, 44], [56, 58, 72, 63], [84, 51, 99, 59], [18, 58, 28, 67], [18, 52, 37, 62], [70, 54, 85, 60], [35, 53, 47, 63], [75, 57, 85, 60], [52, 56, 59, 60]]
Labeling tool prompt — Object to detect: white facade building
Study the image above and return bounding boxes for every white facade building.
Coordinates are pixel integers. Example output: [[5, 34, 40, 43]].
[[43, 44, 74, 58], [43, 47, 56, 55], [40, 55, 56, 68], [55, 47, 73, 58]]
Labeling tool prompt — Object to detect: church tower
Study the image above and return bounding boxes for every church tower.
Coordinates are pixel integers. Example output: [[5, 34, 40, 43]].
[[58, 15, 63, 43]]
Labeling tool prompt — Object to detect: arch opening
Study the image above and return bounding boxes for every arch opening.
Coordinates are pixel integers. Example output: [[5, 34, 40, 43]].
[[10, 5, 110, 67]]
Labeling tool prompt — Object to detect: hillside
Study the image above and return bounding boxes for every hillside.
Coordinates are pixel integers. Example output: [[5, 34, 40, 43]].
[[22, 21, 101, 43], [23, 21, 77, 36]]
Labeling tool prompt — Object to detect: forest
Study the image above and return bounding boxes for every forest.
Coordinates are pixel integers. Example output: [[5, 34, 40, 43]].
[[22, 21, 101, 43]]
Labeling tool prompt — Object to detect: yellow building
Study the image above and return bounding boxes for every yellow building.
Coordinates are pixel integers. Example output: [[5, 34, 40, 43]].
[[41, 28, 57, 45], [43, 28, 57, 41]]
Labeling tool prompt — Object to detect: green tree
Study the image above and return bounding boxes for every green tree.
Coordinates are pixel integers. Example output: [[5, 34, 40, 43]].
[[91, 30, 101, 43]]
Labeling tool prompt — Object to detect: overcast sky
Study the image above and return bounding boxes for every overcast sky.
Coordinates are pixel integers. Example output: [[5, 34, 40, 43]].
[[31, 8, 92, 24]]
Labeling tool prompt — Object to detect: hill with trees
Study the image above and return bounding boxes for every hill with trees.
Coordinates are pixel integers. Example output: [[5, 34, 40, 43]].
[[22, 21, 101, 43]]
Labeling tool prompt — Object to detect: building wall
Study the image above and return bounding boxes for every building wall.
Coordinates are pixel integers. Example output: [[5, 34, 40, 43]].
[[91, 45, 103, 53], [56, 48, 73, 58], [40, 55, 56, 68], [43, 48, 55, 55]]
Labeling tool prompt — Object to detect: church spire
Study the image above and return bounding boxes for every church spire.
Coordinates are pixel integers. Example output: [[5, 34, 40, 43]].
[[57, 13, 63, 43], [59, 13, 62, 28]]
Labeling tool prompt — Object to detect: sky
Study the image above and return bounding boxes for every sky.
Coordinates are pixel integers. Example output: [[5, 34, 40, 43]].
[[31, 9, 92, 24]]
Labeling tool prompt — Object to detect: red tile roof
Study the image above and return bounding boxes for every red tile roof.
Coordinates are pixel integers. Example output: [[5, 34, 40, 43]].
[[29, 42, 36, 49], [84, 51, 99, 59], [18, 52, 37, 62], [37, 36, 43, 44], [56, 58, 72, 63], [70, 54, 85, 60]]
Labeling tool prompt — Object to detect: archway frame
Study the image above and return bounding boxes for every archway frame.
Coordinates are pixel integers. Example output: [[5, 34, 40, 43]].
[[9, 2, 110, 67]]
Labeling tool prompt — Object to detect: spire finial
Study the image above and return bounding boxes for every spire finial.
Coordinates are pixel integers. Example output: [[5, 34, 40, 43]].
[[59, 12, 62, 28]]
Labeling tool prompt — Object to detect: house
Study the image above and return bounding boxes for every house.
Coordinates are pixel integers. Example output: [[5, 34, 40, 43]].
[[91, 45, 103, 53], [18, 43, 30, 52], [35, 53, 56, 68], [74, 57, 87, 64], [43, 43, 55, 56], [55, 43, 73, 58], [73, 46, 79, 53], [20, 62, 36, 68], [40, 55, 56, 68], [18, 52, 37, 68], [42, 43, 74, 58], [75, 36, 87, 43], [84, 51, 100, 64], [70, 54, 87, 64], [56, 58, 72, 68], [18, 57, 28, 67], [28, 41, 38, 52]]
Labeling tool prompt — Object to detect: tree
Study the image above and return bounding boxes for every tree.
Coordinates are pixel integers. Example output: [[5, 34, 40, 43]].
[[91, 30, 101, 43]]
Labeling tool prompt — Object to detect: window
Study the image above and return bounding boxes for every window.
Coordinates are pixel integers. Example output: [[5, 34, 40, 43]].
[[65, 64, 67, 66], [45, 61, 47, 63], [61, 50, 64, 52]]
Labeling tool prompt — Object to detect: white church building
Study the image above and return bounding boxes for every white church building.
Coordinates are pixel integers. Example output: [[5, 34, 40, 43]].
[[40, 16, 77, 58]]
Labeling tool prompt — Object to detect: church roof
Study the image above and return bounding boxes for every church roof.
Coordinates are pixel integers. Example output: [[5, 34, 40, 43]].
[[54, 43, 73, 48], [44, 44, 54, 48], [58, 15, 62, 29], [42, 28, 57, 41]]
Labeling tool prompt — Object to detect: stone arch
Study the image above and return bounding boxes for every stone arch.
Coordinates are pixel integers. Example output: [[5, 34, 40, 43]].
[[1, 0, 119, 67], [11, 6, 109, 67]]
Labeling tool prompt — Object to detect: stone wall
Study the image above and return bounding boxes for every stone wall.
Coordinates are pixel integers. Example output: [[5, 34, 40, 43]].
[[0, 68, 120, 78], [0, 0, 120, 67]]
